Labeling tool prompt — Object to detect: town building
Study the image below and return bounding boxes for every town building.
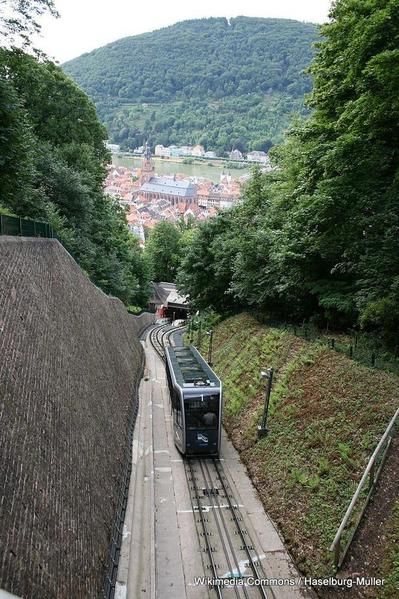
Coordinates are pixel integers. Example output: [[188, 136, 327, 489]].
[[169, 145, 183, 157], [153, 143, 218, 159], [180, 146, 193, 156], [220, 172, 232, 184], [104, 165, 139, 203], [135, 147, 197, 205], [155, 144, 169, 157], [191, 144, 205, 157], [246, 151, 270, 164], [197, 177, 242, 209], [128, 223, 146, 246], [229, 149, 243, 161], [105, 142, 121, 153], [140, 146, 156, 183], [139, 177, 197, 205], [148, 282, 189, 319]]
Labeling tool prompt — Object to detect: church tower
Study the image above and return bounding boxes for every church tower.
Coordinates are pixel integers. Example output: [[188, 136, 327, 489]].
[[140, 144, 155, 185]]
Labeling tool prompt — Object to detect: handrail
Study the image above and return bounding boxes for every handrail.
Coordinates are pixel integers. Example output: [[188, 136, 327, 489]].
[[330, 406, 399, 569], [0, 214, 55, 238]]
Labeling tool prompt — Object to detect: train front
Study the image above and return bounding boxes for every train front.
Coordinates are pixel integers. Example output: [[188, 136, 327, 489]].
[[183, 391, 221, 456]]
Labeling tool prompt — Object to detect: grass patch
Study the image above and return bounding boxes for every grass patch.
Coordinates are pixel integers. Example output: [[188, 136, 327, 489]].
[[201, 313, 399, 579], [378, 502, 399, 598]]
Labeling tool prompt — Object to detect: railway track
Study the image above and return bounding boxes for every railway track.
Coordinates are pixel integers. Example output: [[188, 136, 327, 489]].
[[148, 322, 186, 360], [148, 322, 275, 598], [186, 458, 275, 599]]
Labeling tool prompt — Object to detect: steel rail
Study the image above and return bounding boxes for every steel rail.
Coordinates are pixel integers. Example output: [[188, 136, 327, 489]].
[[163, 325, 186, 349], [187, 459, 224, 599], [184, 459, 214, 597], [213, 459, 272, 599], [149, 323, 187, 361], [156, 326, 166, 350], [200, 459, 245, 599], [148, 325, 166, 360]]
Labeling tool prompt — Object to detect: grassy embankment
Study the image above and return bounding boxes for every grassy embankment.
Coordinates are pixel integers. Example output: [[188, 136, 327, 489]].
[[380, 503, 399, 597], [197, 313, 399, 589]]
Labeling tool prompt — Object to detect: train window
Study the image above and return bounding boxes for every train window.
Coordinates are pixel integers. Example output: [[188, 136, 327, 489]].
[[166, 365, 173, 395], [172, 390, 183, 428], [185, 394, 219, 430], [176, 410, 183, 427], [171, 389, 179, 410]]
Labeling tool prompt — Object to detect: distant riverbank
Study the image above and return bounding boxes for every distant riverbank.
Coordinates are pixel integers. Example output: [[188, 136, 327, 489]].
[[111, 154, 250, 184]]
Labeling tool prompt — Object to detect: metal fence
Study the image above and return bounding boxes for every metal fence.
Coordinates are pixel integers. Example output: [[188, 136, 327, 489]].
[[330, 407, 399, 570], [290, 324, 399, 375], [0, 214, 55, 238], [252, 313, 399, 376]]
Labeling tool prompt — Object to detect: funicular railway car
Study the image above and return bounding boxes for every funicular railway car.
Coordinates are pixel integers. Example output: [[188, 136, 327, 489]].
[[165, 345, 222, 456]]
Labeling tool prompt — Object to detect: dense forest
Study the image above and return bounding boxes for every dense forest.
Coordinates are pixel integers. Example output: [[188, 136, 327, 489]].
[[63, 17, 318, 154], [166, 0, 399, 347], [0, 1, 149, 308]]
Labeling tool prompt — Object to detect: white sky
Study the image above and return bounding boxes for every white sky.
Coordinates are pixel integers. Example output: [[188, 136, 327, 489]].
[[37, 0, 332, 63]]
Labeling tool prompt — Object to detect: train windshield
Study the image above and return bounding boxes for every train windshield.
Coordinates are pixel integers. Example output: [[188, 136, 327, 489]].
[[185, 395, 219, 430]]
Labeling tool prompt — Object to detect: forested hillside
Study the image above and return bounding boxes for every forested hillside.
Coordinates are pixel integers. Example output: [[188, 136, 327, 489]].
[[63, 17, 318, 153], [0, 3, 150, 308], [177, 0, 399, 348]]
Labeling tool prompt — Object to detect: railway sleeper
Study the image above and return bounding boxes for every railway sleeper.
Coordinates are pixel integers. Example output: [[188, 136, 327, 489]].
[[193, 504, 210, 512], [202, 487, 219, 496], [245, 560, 260, 567]]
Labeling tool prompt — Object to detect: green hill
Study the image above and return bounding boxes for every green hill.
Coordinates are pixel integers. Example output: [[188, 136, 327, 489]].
[[63, 17, 318, 154]]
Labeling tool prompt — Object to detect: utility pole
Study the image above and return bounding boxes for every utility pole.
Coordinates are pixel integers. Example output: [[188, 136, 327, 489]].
[[188, 317, 193, 343], [206, 329, 213, 365], [257, 368, 274, 439], [197, 319, 202, 348]]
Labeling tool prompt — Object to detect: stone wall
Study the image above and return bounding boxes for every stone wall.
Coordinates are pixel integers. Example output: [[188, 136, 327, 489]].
[[0, 237, 153, 598]]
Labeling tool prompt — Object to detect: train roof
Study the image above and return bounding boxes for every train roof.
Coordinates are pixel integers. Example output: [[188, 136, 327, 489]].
[[166, 345, 220, 389]]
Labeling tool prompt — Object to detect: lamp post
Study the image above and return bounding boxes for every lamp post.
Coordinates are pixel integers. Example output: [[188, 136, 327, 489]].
[[188, 316, 194, 343], [206, 329, 213, 365], [197, 319, 202, 348], [257, 367, 274, 439]]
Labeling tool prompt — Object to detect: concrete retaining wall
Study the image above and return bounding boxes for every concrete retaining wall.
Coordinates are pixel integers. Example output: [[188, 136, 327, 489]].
[[0, 237, 153, 598]]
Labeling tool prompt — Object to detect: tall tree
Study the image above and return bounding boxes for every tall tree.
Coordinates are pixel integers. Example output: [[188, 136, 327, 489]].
[[0, 60, 39, 215], [274, 0, 399, 331], [145, 222, 182, 282], [0, 47, 150, 307], [177, 212, 238, 313], [178, 0, 399, 344]]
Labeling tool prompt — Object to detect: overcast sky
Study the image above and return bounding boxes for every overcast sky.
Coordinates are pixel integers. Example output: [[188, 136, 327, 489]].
[[37, 0, 332, 63]]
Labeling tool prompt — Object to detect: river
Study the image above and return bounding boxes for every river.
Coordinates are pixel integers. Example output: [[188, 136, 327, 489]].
[[111, 154, 250, 184]]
